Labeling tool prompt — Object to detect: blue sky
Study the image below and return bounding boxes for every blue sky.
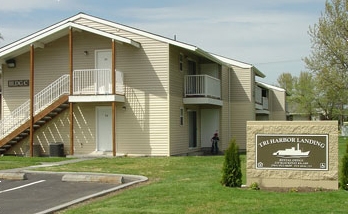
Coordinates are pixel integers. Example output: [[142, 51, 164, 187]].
[[0, 0, 326, 85]]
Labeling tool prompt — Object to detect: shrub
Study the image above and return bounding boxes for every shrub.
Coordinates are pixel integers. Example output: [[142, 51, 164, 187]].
[[221, 139, 242, 187], [340, 153, 348, 190], [249, 182, 260, 190]]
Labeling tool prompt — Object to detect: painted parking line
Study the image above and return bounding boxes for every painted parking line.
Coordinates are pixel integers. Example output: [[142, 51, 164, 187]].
[[0, 180, 45, 194]]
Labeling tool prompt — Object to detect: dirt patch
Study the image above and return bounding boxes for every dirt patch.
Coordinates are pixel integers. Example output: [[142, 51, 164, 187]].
[[257, 186, 334, 193]]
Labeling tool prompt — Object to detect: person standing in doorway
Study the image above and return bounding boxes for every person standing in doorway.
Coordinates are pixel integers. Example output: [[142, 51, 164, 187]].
[[211, 132, 219, 154]]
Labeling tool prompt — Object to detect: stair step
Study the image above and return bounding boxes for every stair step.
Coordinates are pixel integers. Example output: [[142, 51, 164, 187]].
[[0, 148, 6, 152], [9, 141, 18, 145], [19, 132, 29, 136], [60, 103, 69, 108], [43, 116, 52, 120], [3, 144, 11, 148], [48, 112, 58, 116], [36, 120, 46, 125], [54, 107, 63, 112]]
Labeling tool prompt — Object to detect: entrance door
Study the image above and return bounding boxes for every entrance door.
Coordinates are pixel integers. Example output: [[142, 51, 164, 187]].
[[96, 106, 112, 151], [96, 50, 112, 69], [96, 50, 112, 94], [201, 109, 219, 147], [188, 111, 197, 148]]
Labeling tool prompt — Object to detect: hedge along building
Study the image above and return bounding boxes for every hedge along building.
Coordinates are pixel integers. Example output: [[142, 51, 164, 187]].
[[0, 13, 273, 156]]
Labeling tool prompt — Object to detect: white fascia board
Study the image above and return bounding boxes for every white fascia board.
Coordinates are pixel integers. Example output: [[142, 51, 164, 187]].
[[211, 54, 252, 68], [257, 81, 286, 92], [0, 15, 77, 54], [0, 22, 70, 58], [0, 20, 140, 58], [77, 13, 197, 51], [69, 23, 140, 48]]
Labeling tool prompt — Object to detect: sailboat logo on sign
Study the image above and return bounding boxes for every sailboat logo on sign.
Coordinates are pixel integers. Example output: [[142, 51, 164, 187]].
[[272, 143, 310, 158]]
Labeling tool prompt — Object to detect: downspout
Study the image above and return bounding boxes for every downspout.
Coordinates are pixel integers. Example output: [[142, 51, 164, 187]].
[[69, 27, 74, 155], [112, 39, 116, 157], [29, 44, 34, 157], [228, 67, 231, 141]]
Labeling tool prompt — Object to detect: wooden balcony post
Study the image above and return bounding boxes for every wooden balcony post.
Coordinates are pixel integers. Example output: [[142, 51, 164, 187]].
[[29, 44, 34, 157], [112, 39, 116, 156], [69, 27, 74, 155]]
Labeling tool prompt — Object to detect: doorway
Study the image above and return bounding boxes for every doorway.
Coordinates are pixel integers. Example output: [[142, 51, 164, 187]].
[[201, 109, 220, 147], [188, 110, 197, 148], [96, 106, 112, 151], [95, 50, 112, 94]]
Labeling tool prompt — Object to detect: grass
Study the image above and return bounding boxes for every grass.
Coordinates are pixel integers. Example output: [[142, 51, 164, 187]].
[[1, 137, 348, 213], [0, 156, 67, 170]]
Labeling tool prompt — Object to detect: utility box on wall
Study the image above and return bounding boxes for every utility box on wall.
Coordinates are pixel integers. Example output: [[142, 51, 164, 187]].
[[246, 121, 338, 190], [49, 143, 65, 157]]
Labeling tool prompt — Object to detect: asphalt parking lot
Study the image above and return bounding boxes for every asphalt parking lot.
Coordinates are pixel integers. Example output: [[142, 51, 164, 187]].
[[0, 159, 148, 214]]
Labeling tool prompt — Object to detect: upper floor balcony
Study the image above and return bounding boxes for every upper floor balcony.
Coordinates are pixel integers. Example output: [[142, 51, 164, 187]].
[[255, 86, 269, 114], [183, 75, 222, 106], [69, 69, 125, 103]]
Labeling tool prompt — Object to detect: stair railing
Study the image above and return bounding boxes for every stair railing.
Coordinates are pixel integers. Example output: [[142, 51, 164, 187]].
[[0, 74, 70, 139]]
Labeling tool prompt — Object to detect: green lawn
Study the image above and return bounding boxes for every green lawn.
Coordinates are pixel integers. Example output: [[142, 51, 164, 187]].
[[1, 137, 348, 213]]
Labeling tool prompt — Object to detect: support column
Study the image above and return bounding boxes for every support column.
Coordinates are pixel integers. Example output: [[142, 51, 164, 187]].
[[112, 39, 116, 156], [69, 27, 74, 155], [29, 44, 34, 157]]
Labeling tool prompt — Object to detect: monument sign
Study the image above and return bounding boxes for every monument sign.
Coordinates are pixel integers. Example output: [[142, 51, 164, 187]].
[[256, 134, 328, 170], [246, 121, 338, 190]]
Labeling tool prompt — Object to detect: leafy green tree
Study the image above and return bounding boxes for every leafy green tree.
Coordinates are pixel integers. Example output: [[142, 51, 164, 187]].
[[221, 139, 242, 187], [304, 0, 348, 123], [340, 141, 348, 190], [293, 72, 317, 120], [277, 72, 295, 95], [278, 72, 317, 120]]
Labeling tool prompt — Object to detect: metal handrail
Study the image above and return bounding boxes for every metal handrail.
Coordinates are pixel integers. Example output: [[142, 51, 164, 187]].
[[0, 74, 70, 139]]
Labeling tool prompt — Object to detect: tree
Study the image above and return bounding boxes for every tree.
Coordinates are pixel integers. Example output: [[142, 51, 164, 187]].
[[340, 140, 348, 190], [293, 72, 317, 120], [277, 72, 317, 120], [304, 0, 348, 124], [221, 139, 242, 187], [277, 72, 295, 95]]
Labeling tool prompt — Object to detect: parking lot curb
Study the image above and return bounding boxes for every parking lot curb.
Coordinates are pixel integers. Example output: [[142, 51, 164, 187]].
[[62, 173, 124, 184], [0, 172, 27, 180]]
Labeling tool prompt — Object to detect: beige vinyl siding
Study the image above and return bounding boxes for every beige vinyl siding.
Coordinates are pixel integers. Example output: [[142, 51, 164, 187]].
[[168, 46, 188, 155], [230, 66, 255, 150], [72, 103, 98, 154], [270, 90, 286, 120], [220, 66, 231, 151], [7, 110, 70, 156], [3, 23, 170, 156], [2, 52, 31, 118], [73, 18, 171, 156]]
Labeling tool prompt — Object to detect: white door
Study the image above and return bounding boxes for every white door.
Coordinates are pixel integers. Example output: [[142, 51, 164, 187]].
[[96, 50, 112, 69], [201, 109, 219, 147], [96, 106, 112, 151], [96, 50, 112, 94]]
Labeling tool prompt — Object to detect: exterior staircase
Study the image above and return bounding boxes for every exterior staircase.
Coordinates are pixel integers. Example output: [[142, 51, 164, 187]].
[[0, 75, 70, 155]]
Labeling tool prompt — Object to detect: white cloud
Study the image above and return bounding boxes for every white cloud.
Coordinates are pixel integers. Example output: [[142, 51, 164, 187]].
[[0, 0, 327, 84]]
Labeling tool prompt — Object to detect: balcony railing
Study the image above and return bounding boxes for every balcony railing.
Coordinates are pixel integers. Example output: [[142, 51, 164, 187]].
[[73, 69, 124, 95], [184, 75, 221, 99], [262, 97, 269, 110]]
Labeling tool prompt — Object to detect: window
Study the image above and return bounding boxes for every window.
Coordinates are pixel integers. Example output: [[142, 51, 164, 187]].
[[180, 107, 184, 125], [179, 53, 183, 72]]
